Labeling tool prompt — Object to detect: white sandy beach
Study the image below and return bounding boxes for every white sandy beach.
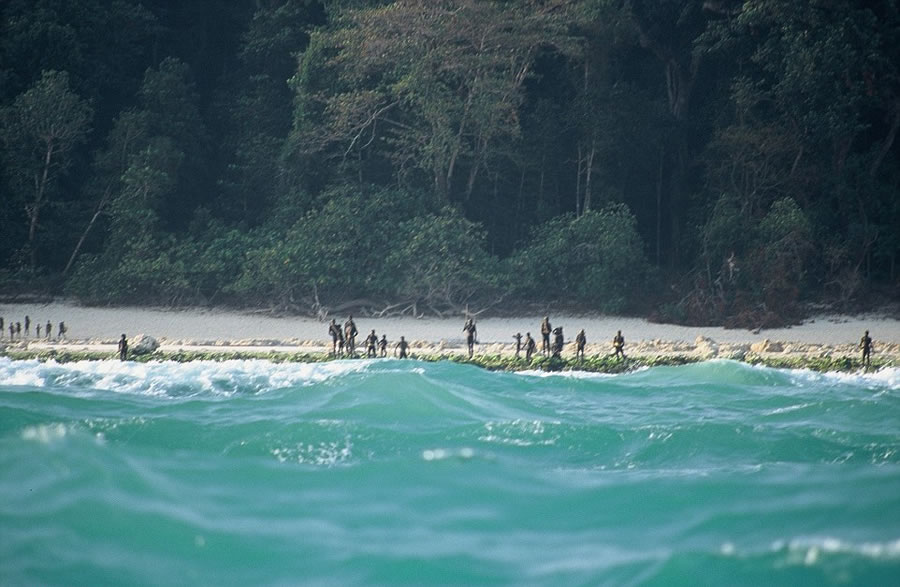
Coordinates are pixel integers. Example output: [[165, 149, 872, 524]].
[[2, 300, 899, 359]]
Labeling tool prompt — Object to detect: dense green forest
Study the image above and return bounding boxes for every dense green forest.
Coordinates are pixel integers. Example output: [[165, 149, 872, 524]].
[[1, 0, 898, 325]]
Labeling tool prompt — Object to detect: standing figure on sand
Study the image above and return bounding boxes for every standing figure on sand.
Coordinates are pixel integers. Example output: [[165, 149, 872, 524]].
[[575, 329, 586, 360], [379, 335, 388, 358], [395, 336, 409, 359], [524, 333, 536, 361], [860, 330, 873, 368], [329, 319, 343, 356], [541, 316, 552, 357], [463, 318, 477, 358], [613, 330, 626, 359], [118, 334, 128, 361], [513, 333, 522, 358], [366, 330, 378, 358], [551, 326, 564, 358], [344, 316, 358, 356]]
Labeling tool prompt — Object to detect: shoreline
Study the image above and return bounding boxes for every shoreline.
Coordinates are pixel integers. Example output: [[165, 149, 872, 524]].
[[1, 300, 898, 372], [2, 343, 896, 376]]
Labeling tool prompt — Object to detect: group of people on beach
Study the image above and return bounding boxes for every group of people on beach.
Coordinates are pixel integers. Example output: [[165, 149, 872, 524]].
[[0, 315, 67, 341], [509, 316, 626, 362], [326, 313, 630, 363], [328, 316, 410, 359]]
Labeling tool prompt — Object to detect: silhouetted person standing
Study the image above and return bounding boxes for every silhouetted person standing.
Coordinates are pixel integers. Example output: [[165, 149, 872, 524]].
[[524, 332, 536, 361], [575, 329, 586, 360], [0, 317, 4, 338], [36, 324, 41, 338], [46, 320, 52, 339], [58, 322, 67, 340], [379, 335, 388, 358], [118, 334, 128, 361], [513, 333, 522, 358], [24, 315, 30, 337], [541, 316, 552, 356], [329, 319, 342, 354], [552, 326, 564, 358], [366, 329, 378, 358], [860, 330, 873, 367], [8, 324, 14, 340], [16, 322, 21, 338], [613, 330, 626, 359], [396, 336, 409, 359], [463, 318, 477, 358], [344, 316, 358, 356]]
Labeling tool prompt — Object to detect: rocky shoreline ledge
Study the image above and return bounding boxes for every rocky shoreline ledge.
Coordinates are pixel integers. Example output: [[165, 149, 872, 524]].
[[2, 335, 897, 374]]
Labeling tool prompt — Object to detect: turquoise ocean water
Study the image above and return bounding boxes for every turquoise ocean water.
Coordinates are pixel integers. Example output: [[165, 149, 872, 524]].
[[1, 356, 898, 586]]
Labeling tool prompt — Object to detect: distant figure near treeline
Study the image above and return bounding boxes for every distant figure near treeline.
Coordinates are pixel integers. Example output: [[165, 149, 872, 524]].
[[859, 330, 873, 367], [46, 321, 52, 339], [118, 334, 128, 361]]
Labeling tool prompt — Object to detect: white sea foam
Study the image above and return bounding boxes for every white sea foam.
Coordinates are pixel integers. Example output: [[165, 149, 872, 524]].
[[21, 422, 68, 443], [787, 366, 900, 391], [772, 536, 900, 562], [516, 369, 620, 380], [0, 356, 378, 397]]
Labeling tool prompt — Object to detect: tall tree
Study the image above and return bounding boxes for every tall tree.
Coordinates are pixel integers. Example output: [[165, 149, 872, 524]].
[[290, 0, 575, 202], [0, 70, 92, 270]]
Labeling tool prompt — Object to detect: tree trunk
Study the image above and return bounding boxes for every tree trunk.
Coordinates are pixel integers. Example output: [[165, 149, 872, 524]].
[[575, 143, 583, 217], [583, 140, 596, 213], [870, 101, 900, 178], [28, 139, 55, 270], [64, 186, 112, 276], [656, 144, 664, 266]]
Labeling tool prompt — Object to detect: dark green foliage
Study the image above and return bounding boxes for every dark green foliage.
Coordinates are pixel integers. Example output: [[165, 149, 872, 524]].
[[512, 204, 650, 312], [0, 1, 897, 321]]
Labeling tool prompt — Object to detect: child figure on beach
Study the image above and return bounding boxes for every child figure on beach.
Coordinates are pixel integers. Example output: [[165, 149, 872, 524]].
[[46, 321, 52, 339], [379, 335, 388, 357], [36, 324, 41, 338], [513, 333, 522, 358], [860, 330, 873, 367], [613, 330, 626, 359]]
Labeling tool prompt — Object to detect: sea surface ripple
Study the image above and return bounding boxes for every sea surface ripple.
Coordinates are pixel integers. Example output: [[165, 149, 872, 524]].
[[1, 357, 898, 586]]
